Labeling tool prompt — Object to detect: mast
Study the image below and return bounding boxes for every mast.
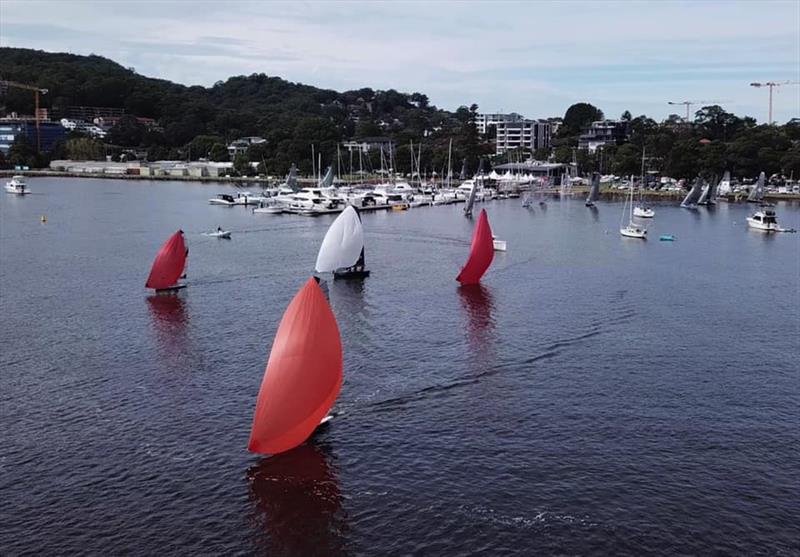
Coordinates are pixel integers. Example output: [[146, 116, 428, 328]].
[[447, 138, 453, 189], [311, 144, 316, 184], [359, 148, 363, 186], [629, 175, 634, 223]]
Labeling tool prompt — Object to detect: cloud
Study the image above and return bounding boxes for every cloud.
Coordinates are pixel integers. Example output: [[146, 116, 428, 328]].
[[1, 0, 798, 122]]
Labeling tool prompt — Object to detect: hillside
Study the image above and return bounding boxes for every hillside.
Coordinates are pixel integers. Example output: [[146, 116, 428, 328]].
[[0, 47, 482, 173]]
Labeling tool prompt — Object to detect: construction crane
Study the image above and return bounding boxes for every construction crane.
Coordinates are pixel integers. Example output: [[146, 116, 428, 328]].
[[0, 78, 49, 151], [667, 100, 727, 123], [749, 81, 800, 125]]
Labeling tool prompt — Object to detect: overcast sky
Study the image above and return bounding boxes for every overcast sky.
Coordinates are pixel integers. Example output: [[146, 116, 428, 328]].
[[2, 0, 798, 123]]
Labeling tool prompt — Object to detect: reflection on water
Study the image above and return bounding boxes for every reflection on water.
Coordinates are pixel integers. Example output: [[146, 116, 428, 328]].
[[247, 444, 349, 556], [588, 205, 599, 221], [457, 284, 496, 355], [146, 294, 189, 365], [146, 293, 187, 326]]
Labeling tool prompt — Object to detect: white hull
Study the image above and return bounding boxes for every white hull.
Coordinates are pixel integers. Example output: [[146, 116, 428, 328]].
[[205, 230, 231, 238], [4, 184, 29, 194], [633, 206, 654, 218], [620, 225, 647, 238], [253, 206, 284, 214], [208, 199, 235, 206], [492, 239, 507, 251], [746, 218, 779, 232]]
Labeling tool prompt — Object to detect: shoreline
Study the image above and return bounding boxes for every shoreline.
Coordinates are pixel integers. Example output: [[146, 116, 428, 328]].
[[3, 170, 799, 201]]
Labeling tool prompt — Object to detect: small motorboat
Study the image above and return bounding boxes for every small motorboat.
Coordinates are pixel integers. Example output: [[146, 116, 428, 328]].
[[659, 234, 676, 241], [492, 236, 507, 251], [209, 194, 236, 206], [633, 206, 655, 218], [4, 175, 29, 194], [205, 229, 231, 239], [746, 208, 779, 232]]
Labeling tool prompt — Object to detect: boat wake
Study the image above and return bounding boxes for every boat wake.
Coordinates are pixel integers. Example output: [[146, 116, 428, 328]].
[[361, 290, 636, 415]]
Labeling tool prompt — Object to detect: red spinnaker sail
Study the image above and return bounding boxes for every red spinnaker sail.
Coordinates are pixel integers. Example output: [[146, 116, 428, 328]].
[[249, 278, 343, 455], [146, 230, 187, 290], [456, 209, 494, 285]]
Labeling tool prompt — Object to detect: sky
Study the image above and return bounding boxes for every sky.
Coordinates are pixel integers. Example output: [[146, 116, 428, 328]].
[[1, 0, 799, 123]]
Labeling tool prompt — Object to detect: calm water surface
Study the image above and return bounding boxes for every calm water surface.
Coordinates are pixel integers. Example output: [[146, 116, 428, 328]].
[[1, 178, 798, 556]]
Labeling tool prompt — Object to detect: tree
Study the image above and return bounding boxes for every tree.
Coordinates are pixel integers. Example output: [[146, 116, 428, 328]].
[[694, 105, 743, 142], [562, 103, 604, 136], [209, 143, 229, 162], [65, 137, 105, 160], [107, 115, 145, 147], [621, 110, 632, 121], [7, 138, 38, 168], [186, 135, 224, 160], [233, 153, 251, 176], [612, 143, 641, 176]]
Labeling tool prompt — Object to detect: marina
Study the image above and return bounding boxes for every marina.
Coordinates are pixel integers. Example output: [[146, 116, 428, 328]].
[[2, 176, 798, 555]]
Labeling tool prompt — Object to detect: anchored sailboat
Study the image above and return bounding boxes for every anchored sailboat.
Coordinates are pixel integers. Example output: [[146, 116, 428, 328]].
[[457, 209, 494, 284], [315, 205, 370, 279], [248, 278, 343, 455], [145, 230, 188, 293], [620, 181, 647, 239], [585, 172, 601, 207]]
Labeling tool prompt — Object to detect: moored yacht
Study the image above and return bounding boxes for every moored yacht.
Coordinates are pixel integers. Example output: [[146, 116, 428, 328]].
[[208, 194, 236, 205], [288, 188, 345, 214]]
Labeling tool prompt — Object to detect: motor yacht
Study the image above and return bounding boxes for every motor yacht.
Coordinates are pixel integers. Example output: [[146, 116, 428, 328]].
[[4, 175, 29, 194], [746, 207, 779, 232], [208, 194, 236, 206]]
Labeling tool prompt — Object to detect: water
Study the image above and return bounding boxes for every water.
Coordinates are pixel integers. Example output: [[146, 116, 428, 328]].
[[2, 178, 798, 556]]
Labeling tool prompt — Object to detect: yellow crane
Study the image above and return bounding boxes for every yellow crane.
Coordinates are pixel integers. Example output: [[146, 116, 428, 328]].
[[0, 79, 49, 151], [749, 81, 800, 125]]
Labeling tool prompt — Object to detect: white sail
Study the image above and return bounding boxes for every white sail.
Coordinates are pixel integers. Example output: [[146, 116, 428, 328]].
[[315, 206, 364, 273]]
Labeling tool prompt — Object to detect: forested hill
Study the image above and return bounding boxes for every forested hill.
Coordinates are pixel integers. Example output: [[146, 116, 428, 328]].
[[0, 47, 480, 172]]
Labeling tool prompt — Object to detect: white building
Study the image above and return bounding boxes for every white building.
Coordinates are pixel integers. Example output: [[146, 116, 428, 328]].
[[227, 136, 266, 158], [476, 112, 524, 135], [495, 120, 552, 155]]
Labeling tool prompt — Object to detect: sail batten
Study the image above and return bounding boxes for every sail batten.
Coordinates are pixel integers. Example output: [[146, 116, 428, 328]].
[[456, 209, 494, 285], [145, 230, 187, 290], [315, 206, 364, 273], [249, 278, 343, 455]]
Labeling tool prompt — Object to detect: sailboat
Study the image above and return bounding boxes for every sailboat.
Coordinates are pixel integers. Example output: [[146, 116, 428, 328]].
[[620, 180, 647, 239], [249, 278, 343, 455], [457, 208, 494, 284], [697, 174, 718, 206], [747, 172, 766, 203], [680, 177, 704, 208], [315, 205, 370, 279], [145, 230, 188, 293], [585, 172, 601, 207]]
